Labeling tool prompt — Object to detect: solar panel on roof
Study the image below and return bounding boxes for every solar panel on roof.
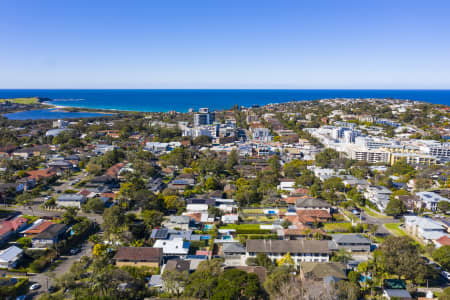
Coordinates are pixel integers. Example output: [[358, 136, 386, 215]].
[[155, 229, 168, 238]]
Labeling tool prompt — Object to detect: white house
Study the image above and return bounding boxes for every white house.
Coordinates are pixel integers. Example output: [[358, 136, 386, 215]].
[[56, 194, 87, 208], [0, 246, 23, 269], [404, 216, 447, 242], [153, 238, 190, 257], [364, 186, 392, 212], [277, 179, 295, 193], [245, 239, 330, 266], [416, 192, 449, 212]]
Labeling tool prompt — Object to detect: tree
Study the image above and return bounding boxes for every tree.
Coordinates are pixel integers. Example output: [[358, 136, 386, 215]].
[[211, 269, 261, 300], [332, 249, 352, 264], [315, 148, 339, 168], [193, 135, 212, 146], [432, 245, 450, 271], [384, 198, 407, 216], [225, 149, 239, 172], [336, 280, 360, 300], [264, 265, 295, 299], [184, 259, 223, 299], [439, 287, 450, 300], [378, 236, 426, 283], [102, 206, 125, 241], [85, 197, 105, 213], [295, 170, 316, 187], [163, 195, 185, 213], [283, 160, 307, 178], [281, 219, 292, 229], [141, 209, 164, 231], [162, 269, 189, 297], [277, 253, 295, 266], [205, 176, 220, 191], [437, 201, 449, 213], [62, 207, 78, 224]]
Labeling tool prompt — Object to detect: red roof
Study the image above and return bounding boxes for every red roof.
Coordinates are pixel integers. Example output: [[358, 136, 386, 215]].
[[297, 210, 332, 224], [283, 196, 306, 204], [23, 220, 53, 236], [436, 235, 450, 246], [26, 168, 56, 181], [78, 189, 92, 197], [105, 162, 125, 178], [0, 216, 28, 237]]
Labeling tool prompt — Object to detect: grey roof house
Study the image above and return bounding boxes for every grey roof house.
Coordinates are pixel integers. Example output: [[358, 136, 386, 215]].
[[329, 234, 372, 254]]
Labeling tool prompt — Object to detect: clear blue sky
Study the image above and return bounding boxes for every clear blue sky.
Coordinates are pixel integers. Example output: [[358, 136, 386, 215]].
[[1, 0, 450, 89]]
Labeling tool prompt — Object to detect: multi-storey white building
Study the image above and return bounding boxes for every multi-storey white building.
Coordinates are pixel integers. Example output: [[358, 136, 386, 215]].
[[245, 240, 330, 265]]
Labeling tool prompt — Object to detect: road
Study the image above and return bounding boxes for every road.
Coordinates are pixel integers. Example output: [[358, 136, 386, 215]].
[[4, 204, 103, 224], [28, 240, 92, 298], [360, 211, 396, 236]]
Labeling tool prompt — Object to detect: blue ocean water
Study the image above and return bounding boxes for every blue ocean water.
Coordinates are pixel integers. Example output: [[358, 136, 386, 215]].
[[3, 109, 112, 120], [0, 89, 449, 112]]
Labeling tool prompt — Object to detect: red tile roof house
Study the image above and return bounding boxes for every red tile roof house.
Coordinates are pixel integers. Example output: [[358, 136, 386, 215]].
[[26, 168, 57, 182], [0, 215, 28, 245], [105, 162, 126, 178], [23, 220, 54, 237], [434, 235, 450, 248]]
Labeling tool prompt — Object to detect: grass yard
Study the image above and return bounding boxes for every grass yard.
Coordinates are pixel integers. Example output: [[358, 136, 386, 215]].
[[323, 222, 352, 233], [220, 224, 263, 230], [242, 208, 264, 214], [384, 223, 407, 236], [0, 97, 40, 104], [360, 205, 391, 219]]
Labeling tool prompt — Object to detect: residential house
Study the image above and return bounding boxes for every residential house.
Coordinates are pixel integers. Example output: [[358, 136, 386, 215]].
[[295, 198, 332, 213], [434, 235, 450, 248], [299, 262, 346, 282], [22, 220, 54, 237], [114, 247, 163, 268], [150, 228, 211, 243], [329, 234, 371, 255], [0, 215, 28, 245], [364, 185, 392, 212], [297, 210, 332, 225], [245, 239, 330, 265], [382, 279, 412, 300], [31, 223, 67, 248], [164, 259, 190, 273], [416, 192, 450, 212], [163, 216, 194, 231], [0, 246, 23, 269], [26, 168, 57, 182], [222, 242, 245, 266], [404, 216, 448, 242], [56, 194, 87, 208], [153, 238, 190, 257], [277, 179, 296, 193]]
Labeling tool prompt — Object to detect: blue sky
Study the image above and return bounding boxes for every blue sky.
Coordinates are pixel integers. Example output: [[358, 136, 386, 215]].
[[1, 0, 450, 89]]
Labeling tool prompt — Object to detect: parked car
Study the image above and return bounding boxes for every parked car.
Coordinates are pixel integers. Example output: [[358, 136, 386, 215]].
[[29, 283, 41, 291], [48, 285, 56, 292], [441, 271, 450, 281], [70, 248, 81, 255]]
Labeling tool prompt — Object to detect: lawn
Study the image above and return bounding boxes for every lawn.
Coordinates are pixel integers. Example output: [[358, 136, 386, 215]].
[[384, 223, 407, 236], [323, 222, 352, 233], [360, 205, 391, 219], [220, 224, 263, 230], [0, 97, 40, 104], [242, 208, 264, 214]]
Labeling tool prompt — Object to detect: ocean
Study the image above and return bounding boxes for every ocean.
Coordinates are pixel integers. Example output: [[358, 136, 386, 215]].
[[0, 89, 449, 112]]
